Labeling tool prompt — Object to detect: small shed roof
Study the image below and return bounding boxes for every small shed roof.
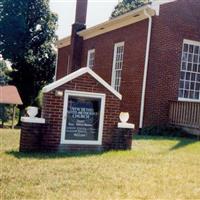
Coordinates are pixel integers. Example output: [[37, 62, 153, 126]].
[[0, 86, 23, 105]]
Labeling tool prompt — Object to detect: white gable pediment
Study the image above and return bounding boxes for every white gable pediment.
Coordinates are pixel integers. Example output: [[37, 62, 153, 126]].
[[42, 67, 122, 100]]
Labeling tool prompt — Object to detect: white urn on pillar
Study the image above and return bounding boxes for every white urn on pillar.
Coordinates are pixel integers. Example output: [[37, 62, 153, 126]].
[[118, 112, 135, 129], [27, 106, 38, 118], [119, 112, 129, 123]]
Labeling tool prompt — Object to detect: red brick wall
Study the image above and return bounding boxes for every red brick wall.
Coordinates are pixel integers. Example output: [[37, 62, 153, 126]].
[[144, 0, 200, 127], [81, 21, 148, 129], [56, 46, 70, 80], [56, 0, 200, 129], [57, 20, 148, 128], [41, 73, 121, 151]]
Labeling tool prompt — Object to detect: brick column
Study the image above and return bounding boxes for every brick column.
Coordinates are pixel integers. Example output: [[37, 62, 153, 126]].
[[112, 128, 134, 150], [20, 118, 45, 152]]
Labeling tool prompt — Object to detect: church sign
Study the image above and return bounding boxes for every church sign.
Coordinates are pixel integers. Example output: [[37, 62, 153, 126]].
[[61, 90, 105, 145]]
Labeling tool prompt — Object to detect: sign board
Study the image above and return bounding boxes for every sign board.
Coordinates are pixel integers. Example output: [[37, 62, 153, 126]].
[[61, 90, 105, 145], [65, 96, 101, 141]]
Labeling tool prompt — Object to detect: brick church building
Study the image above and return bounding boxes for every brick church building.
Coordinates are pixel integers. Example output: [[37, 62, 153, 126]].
[[55, 0, 200, 131]]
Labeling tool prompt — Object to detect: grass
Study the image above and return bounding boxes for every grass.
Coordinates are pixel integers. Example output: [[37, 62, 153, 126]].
[[1, 129, 200, 200]]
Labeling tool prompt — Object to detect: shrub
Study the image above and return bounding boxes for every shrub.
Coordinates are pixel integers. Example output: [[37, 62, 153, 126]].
[[140, 124, 196, 139], [0, 104, 13, 125]]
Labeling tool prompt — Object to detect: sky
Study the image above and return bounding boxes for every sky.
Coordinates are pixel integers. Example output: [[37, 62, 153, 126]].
[[50, 0, 120, 39]]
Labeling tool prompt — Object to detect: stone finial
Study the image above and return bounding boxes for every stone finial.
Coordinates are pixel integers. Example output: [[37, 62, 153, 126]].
[[21, 106, 45, 124], [27, 106, 38, 118], [118, 112, 135, 129]]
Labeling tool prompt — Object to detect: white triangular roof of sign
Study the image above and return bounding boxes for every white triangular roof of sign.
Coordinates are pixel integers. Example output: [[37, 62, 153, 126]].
[[42, 67, 122, 100]]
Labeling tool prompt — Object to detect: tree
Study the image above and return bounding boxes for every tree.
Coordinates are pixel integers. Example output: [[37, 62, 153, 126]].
[[110, 0, 149, 19], [0, 55, 11, 85], [0, 55, 12, 126], [0, 0, 58, 112]]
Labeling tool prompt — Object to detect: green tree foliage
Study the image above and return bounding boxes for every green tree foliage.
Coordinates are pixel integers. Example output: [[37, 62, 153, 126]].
[[110, 0, 149, 19], [0, 104, 13, 126], [0, 57, 11, 85], [0, 57, 12, 125], [0, 0, 58, 110]]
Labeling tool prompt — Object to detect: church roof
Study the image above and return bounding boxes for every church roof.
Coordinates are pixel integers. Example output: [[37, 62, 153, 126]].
[[57, 1, 162, 48]]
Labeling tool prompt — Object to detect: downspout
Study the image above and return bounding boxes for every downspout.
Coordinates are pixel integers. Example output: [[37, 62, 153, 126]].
[[139, 9, 152, 129]]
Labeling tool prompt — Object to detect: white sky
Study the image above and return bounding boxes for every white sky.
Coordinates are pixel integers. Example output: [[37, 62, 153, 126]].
[[50, 0, 119, 39]]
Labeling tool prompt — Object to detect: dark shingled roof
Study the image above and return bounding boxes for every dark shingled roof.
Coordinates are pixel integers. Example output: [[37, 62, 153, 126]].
[[0, 86, 23, 105]]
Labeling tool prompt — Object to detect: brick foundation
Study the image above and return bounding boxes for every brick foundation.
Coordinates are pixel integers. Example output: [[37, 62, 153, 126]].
[[58, 144, 103, 153], [20, 122, 134, 152]]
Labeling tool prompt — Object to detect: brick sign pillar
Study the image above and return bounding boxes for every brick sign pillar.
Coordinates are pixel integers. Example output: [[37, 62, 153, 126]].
[[112, 112, 135, 150], [20, 107, 45, 152]]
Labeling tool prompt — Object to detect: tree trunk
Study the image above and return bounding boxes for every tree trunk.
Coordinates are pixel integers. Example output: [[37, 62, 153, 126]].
[[17, 107, 25, 126], [12, 105, 16, 129]]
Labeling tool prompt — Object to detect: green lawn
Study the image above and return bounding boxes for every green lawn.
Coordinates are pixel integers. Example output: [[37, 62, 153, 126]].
[[1, 129, 200, 200]]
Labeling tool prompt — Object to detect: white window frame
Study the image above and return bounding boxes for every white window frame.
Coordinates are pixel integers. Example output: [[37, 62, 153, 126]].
[[61, 90, 106, 145], [87, 49, 95, 68], [178, 39, 200, 102], [111, 42, 125, 92]]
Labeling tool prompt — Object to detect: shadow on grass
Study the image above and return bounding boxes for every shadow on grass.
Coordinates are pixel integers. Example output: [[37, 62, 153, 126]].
[[133, 135, 199, 151], [169, 139, 199, 151], [6, 150, 105, 160]]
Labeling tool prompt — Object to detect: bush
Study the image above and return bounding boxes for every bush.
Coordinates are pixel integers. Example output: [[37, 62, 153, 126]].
[[34, 90, 43, 108], [139, 124, 196, 139], [0, 104, 13, 125]]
